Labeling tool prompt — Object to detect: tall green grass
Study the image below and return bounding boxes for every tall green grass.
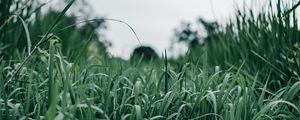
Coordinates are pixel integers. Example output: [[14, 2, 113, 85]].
[[2, 49, 300, 119], [1, 0, 300, 119], [205, 1, 300, 88]]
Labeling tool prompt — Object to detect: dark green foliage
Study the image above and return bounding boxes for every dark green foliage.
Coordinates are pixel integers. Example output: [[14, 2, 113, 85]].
[[0, 1, 108, 60], [131, 46, 159, 61], [198, 17, 219, 35], [174, 22, 201, 49], [172, 18, 220, 63], [198, 17, 220, 44], [0, 0, 26, 58], [29, 10, 108, 60], [205, 2, 300, 86]]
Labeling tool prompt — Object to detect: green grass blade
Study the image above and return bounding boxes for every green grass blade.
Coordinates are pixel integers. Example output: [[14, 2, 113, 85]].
[[16, 15, 31, 56]]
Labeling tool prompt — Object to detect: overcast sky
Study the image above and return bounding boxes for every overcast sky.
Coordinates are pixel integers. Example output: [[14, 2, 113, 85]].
[[84, 0, 296, 59]]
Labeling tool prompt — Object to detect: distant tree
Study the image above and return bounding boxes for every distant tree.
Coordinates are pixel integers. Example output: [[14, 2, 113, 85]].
[[198, 18, 219, 35], [172, 18, 220, 49], [197, 17, 220, 42], [131, 46, 158, 61], [173, 22, 201, 49]]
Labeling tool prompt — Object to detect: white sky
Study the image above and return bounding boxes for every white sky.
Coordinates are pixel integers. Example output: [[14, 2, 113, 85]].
[[84, 0, 298, 59]]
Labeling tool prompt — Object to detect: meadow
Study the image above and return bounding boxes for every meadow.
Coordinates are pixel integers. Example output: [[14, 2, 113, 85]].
[[1, 0, 300, 119]]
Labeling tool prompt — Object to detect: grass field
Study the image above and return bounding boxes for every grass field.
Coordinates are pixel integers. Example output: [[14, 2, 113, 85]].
[[1, 0, 300, 119]]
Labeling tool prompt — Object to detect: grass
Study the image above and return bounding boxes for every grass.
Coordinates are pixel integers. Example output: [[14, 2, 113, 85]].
[[2, 48, 300, 119], [205, 0, 300, 87], [1, 0, 300, 119]]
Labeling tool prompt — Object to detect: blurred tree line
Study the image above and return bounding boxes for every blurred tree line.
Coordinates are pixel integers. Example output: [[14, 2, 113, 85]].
[[168, 17, 220, 63]]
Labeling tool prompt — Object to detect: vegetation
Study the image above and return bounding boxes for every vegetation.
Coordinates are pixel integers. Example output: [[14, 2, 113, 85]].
[[1, 0, 300, 119], [130, 46, 159, 62]]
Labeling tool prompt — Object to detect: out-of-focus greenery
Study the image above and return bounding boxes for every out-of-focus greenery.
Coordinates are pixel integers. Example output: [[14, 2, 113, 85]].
[[0, 0, 109, 60], [29, 10, 109, 60], [130, 46, 159, 62]]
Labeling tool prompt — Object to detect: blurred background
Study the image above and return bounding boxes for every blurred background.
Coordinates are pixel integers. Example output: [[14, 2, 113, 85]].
[[88, 0, 238, 59], [51, 0, 284, 59]]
